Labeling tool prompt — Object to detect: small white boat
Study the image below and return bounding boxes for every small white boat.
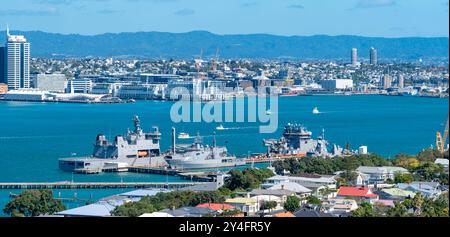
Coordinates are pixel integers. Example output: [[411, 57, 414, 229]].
[[266, 110, 272, 115], [312, 107, 320, 114], [178, 133, 190, 139], [216, 124, 226, 130]]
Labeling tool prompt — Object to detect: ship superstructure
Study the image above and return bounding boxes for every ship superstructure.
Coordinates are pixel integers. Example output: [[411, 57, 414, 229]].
[[59, 116, 166, 173], [164, 129, 246, 170], [263, 123, 347, 157]]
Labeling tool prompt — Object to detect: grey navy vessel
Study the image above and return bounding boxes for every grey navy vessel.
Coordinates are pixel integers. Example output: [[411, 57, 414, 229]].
[[164, 128, 246, 170], [263, 123, 348, 157], [59, 116, 167, 173]]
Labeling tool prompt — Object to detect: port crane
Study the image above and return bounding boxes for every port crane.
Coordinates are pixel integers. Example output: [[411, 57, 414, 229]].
[[436, 114, 449, 153]]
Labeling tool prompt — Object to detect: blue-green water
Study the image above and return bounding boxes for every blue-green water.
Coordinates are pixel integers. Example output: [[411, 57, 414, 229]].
[[0, 95, 448, 215]]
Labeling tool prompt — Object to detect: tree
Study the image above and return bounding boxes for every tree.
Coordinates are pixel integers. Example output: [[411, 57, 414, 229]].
[[394, 173, 414, 184], [393, 154, 420, 170], [224, 168, 274, 191], [411, 193, 424, 216], [3, 190, 65, 217], [283, 196, 301, 212], [260, 201, 278, 212], [305, 195, 321, 205], [387, 203, 409, 217], [351, 202, 377, 217]]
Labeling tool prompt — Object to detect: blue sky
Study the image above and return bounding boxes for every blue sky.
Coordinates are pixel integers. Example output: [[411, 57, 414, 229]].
[[0, 0, 448, 37]]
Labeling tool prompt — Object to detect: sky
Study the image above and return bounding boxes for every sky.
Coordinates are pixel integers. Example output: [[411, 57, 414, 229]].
[[0, 0, 448, 37]]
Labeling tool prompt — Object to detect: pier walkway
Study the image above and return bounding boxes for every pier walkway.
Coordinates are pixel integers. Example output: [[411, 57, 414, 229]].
[[0, 182, 206, 190]]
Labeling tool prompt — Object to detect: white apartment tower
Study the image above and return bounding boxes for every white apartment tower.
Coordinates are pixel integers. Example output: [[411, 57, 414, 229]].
[[351, 48, 358, 66], [370, 47, 378, 65], [6, 26, 30, 90]]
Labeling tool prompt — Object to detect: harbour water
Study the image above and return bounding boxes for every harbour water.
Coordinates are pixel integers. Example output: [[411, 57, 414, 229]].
[[0, 95, 448, 215]]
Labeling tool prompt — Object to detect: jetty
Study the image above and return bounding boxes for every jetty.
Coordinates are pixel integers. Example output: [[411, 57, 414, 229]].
[[0, 182, 206, 190]]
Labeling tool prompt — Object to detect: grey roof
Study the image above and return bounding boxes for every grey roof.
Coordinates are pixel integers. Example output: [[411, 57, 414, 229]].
[[57, 200, 122, 217], [294, 209, 334, 218], [118, 189, 170, 198], [179, 182, 219, 192], [160, 207, 217, 217], [356, 166, 408, 174], [268, 182, 312, 193], [249, 189, 296, 197]]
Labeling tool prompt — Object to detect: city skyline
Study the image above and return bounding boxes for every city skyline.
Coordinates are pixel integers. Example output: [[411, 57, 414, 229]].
[[0, 0, 448, 37]]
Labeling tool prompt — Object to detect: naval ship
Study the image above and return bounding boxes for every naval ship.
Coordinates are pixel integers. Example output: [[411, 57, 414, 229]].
[[164, 128, 246, 170], [59, 116, 167, 173], [263, 123, 347, 157]]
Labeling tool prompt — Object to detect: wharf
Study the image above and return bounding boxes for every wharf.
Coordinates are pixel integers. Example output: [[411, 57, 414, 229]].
[[0, 182, 205, 190], [128, 166, 214, 182]]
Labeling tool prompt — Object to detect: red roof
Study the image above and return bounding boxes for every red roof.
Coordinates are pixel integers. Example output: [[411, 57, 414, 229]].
[[337, 186, 378, 198], [196, 203, 236, 211]]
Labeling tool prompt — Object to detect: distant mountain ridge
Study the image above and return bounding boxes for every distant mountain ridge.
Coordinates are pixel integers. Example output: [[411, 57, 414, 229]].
[[1, 30, 448, 60]]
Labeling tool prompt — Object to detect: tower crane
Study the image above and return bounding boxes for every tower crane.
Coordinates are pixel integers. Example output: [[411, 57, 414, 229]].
[[436, 114, 449, 153], [212, 48, 220, 72]]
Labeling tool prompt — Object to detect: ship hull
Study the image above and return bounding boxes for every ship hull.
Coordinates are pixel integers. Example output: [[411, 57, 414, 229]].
[[165, 159, 246, 170]]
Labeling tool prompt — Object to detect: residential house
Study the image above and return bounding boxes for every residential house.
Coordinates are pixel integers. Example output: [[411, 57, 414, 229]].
[[262, 174, 336, 196], [267, 181, 312, 198], [396, 182, 442, 198], [225, 197, 259, 216], [356, 166, 409, 184], [336, 186, 379, 203], [378, 188, 416, 201], [322, 198, 358, 216]]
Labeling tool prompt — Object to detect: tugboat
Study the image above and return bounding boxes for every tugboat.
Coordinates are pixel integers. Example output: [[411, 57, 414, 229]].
[[165, 129, 246, 170]]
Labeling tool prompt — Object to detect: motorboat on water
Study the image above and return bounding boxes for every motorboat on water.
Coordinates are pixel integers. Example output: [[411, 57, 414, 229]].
[[216, 124, 226, 130], [312, 107, 320, 114], [178, 132, 191, 139], [266, 110, 272, 115]]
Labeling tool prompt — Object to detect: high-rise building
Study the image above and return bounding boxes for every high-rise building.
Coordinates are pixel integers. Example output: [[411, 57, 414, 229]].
[[381, 75, 392, 89], [351, 48, 358, 66], [370, 47, 378, 65], [0, 46, 5, 84], [398, 74, 404, 88], [5, 26, 31, 90]]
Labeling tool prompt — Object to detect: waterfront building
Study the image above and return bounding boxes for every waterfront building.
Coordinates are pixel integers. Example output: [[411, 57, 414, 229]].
[[0, 46, 5, 84], [398, 74, 405, 88], [351, 48, 358, 66], [381, 75, 392, 89], [139, 73, 181, 84], [0, 83, 8, 94], [34, 74, 67, 92], [370, 47, 378, 65], [358, 146, 368, 155], [116, 83, 166, 100], [321, 79, 353, 91], [5, 26, 31, 90], [69, 78, 92, 93]]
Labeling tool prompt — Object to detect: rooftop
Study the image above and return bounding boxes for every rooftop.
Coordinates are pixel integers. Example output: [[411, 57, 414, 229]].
[[337, 186, 378, 198]]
